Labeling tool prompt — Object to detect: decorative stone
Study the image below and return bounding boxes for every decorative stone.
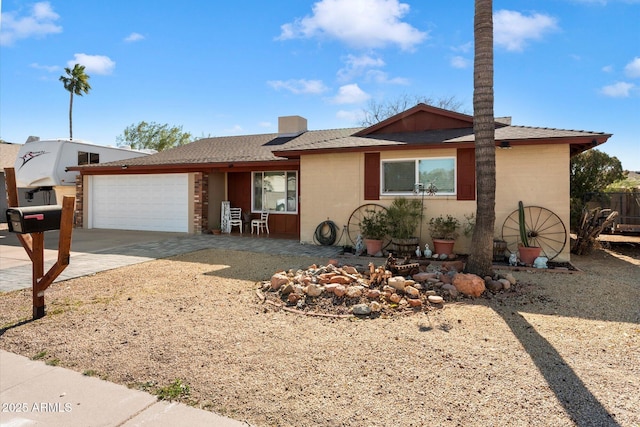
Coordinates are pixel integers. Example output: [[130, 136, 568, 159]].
[[270, 273, 289, 290], [425, 290, 437, 296], [389, 293, 402, 303], [442, 261, 464, 273], [280, 283, 294, 295], [370, 301, 382, 312], [441, 283, 459, 297], [505, 273, 517, 285], [352, 304, 372, 315], [346, 285, 364, 298], [413, 272, 437, 282], [305, 284, 323, 297], [330, 275, 352, 285], [439, 253, 448, 260], [486, 280, 503, 292], [388, 276, 406, 291], [288, 293, 301, 304], [452, 273, 486, 298], [428, 295, 444, 304], [498, 278, 511, 290], [342, 266, 358, 275], [407, 298, 422, 307], [333, 285, 346, 297], [404, 285, 420, 298], [366, 289, 381, 299], [324, 283, 339, 294]]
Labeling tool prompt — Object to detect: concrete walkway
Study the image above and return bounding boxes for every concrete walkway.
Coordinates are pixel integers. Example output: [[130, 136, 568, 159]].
[[1, 228, 342, 426]]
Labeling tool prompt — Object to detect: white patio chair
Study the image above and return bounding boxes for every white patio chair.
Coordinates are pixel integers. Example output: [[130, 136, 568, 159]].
[[229, 207, 243, 233], [251, 211, 270, 235]]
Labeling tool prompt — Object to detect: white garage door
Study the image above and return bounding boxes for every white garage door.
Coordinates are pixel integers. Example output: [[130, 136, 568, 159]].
[[90, 174, 189, 232]]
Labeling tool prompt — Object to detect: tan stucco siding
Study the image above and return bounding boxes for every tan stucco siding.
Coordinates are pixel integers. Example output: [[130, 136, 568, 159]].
[[495, 144, 570, 261], [301, 144, 571, 261]]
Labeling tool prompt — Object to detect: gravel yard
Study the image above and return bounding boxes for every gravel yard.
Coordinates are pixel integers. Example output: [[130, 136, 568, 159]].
[[0, 243, 638, 427]]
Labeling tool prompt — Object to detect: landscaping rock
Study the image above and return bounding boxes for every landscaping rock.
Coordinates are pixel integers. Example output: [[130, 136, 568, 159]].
[[388, 276, 407, 291], [346, 285, 364, 298], [452, 273, 486, 297], [352, 304, 372, 315], [428, 295, 444, 304], [305, 284, 324, 297], [441, 283, 459, 298], [270, 273, 289, 290], [404, 285, 420, 298]]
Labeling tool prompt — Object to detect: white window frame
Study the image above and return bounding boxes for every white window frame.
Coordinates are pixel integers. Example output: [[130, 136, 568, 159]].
[[381, 157, 457, 196], [251, 171, 298, 214]]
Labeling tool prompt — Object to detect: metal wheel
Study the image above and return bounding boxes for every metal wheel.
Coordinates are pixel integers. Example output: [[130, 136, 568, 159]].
[[501, 205, 567, 260], [346, 203, 391, 248]]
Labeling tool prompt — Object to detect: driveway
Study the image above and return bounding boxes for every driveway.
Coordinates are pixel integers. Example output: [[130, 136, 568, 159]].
[[0, 226, 342, 292]]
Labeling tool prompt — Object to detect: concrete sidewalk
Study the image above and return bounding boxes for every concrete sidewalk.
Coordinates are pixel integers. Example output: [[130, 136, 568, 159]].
[[0, 350, 253, 426]]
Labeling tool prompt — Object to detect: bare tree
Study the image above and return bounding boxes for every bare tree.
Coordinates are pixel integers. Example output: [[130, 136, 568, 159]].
[[360, 94, 467, 126]]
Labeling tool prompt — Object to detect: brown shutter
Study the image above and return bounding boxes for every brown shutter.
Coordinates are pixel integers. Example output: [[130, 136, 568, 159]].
[[364, 152, 380, 200], [457, 148, 476, 200]]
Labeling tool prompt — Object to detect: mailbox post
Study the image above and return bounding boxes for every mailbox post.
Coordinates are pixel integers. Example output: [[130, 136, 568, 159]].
[[4, 168, 75, 319]]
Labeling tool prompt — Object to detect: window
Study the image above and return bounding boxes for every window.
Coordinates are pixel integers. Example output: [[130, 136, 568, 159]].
[[252, 171, 297, 213], [78, 151, 99, 165], [382, 157, 455, 195]]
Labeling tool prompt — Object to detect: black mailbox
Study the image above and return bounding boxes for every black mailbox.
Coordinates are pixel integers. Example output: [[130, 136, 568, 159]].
[[6, 205, 63, 234]]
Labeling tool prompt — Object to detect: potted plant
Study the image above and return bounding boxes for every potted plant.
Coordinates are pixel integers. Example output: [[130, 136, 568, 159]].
[[211, 221, 222, 234], [428, 214, 460, 255], [386, 197, 423, 256], [517, 201, 541, 265], [359, 209, 389, 255]]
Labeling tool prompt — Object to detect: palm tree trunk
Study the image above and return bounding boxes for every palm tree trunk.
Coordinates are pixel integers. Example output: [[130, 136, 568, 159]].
[[68, 92, 74, 140], [466, 0, 496, 277]]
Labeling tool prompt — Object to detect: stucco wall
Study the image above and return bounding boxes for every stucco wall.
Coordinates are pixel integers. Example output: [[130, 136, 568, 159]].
[[300, 144, 571, 261]]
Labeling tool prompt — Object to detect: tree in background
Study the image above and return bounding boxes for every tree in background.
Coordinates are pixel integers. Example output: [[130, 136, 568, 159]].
[[117, 121, 192, 152], [360, 94, 466, 126], [570, 149, 625, 230], [59, 64, 91, 140], [465, 0, 496, 277]]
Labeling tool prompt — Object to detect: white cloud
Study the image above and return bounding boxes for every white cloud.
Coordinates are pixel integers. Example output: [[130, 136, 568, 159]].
[[258, 121, 272, 128], [600, 81, 634, 97], [602, 65, 614, 73], [268, 79, 328, 94], [365, 70, 409, 84], [451, 42, 473, 53], [277, 0, 427, 51], [331, 84, 370, 104], [450, 56, 471, 69], [0, 1, 62, 46], [124, 32, 145, 43], [67, 54, 116, 75], [624, 57, 640, 78], [30, 62, 59, 72], [336, 109, 364, 123], [494, 10, 559, 52], [337, 54, 385, 81]]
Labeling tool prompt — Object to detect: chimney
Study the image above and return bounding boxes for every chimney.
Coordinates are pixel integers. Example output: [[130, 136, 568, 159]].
[[278, 116, 307, 137]]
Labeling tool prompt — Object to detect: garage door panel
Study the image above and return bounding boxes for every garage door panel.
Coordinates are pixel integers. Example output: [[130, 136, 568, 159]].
[[91, 174, 188, 232]]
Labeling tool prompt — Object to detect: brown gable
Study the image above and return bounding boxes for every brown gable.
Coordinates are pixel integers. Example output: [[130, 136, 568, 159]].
[[355, 103, 474, 136]]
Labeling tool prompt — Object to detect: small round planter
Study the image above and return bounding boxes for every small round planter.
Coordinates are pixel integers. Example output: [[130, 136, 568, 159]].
[[432, 239, 455, 256], [518, 246, 541, 265], [364, 239, 383, 256]]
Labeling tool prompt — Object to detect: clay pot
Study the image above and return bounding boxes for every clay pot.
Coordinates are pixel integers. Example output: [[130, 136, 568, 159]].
[[518, 246, 541, 265]]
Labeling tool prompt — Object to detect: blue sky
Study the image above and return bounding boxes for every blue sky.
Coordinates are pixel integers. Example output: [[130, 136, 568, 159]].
[[1, 0, 639, 170]]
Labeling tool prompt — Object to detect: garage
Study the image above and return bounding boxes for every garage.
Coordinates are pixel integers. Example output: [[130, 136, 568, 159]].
[[89, 174, 189, 232]]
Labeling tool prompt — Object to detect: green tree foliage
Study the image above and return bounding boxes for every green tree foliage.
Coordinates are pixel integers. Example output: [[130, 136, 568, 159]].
[[59, 64, 91, 140], [570, 149, 625, 230], [117, 121, 192, 152]]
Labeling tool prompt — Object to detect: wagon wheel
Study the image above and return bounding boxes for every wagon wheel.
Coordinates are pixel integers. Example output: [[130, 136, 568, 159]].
[[346, 203, 391, 248], [501, 205, 567, 260]]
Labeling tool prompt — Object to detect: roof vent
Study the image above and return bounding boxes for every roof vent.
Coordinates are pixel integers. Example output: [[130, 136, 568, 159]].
[[278, 116, 307, 137], [25, 136, 40, 143]]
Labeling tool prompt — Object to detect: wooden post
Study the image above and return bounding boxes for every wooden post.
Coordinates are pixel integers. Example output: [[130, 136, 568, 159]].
[[4, 167, 75, 319]]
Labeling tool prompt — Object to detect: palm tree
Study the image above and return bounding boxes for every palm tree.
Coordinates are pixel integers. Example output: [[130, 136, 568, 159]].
[[59, 64, 91, 140], [466, 0, 496, 277]]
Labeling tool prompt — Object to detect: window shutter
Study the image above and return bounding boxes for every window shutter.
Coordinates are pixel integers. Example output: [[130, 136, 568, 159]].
[[364, 152, 380, 200], [457, 148, 476, 200]]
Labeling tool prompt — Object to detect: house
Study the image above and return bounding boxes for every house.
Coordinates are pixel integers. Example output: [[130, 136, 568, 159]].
[[69, 104, 611, 261]]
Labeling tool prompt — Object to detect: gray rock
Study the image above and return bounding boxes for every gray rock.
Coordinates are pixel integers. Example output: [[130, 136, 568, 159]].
[[352, 304, 372, 316]]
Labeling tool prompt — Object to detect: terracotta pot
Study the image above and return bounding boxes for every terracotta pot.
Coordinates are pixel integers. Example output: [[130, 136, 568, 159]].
[[212, 229, 222, 235], [364, 239, 383, 256], [518, 246, 541, 265], [433, 239, 455, 255]]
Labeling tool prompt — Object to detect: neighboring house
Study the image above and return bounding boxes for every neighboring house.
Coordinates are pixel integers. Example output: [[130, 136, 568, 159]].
[[70, 104, 611, 261]]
